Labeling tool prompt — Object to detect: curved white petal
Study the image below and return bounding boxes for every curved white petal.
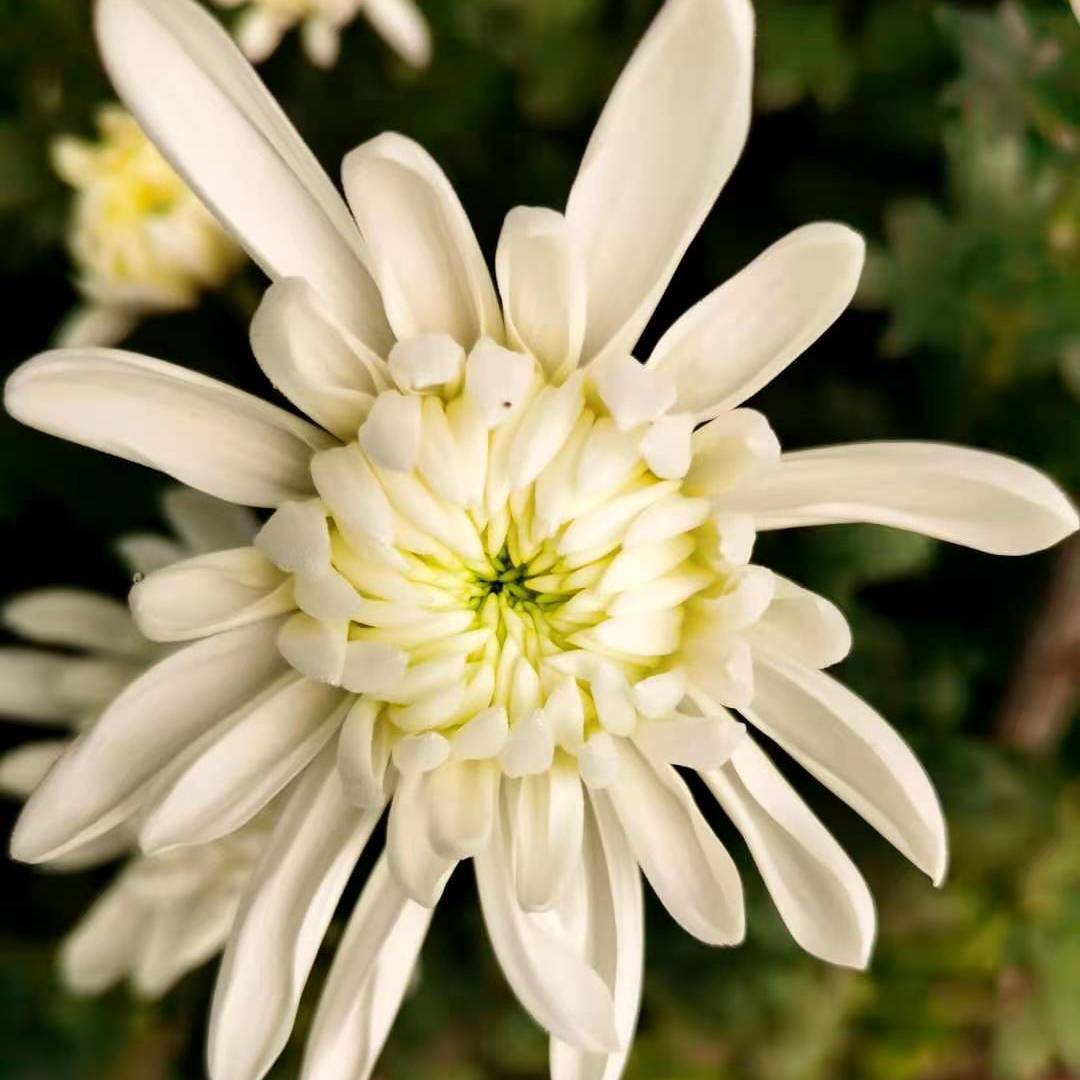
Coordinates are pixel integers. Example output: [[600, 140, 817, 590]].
[[747, 649, 947, 883], [209, 744, 382, 1080], [566, 0, 754, 365], [161, 487, 261, 554], [11, 621, 286, 864], [722, 442, 1079, 556], [746, 574, 851, 669], [601, 740, 743, 946], [3, 589, 144, 658], [0, 739, 69, 798], [337, 697, 393, 808], [251, 279, 389, 440], [549, 794, 644, 1080], [130, 547, 294, 642], [422, 758, 499, 860], [648, 224, 865, 418], [114, 533, 188, 577], [140, 675, 349, 852], [0, 649, 81, 724], [386, 770, 458, 905], [475, 805, 621, 1054], [343, 133, 503, 348], [496, 207, 586, 381], [59, 875, 147, 995], [94, 0, 392, 350], [300, 856, 434, 1080], [507, 761, 585, 911], [702, 737, 876, 969], [5, 351, 335, 508], [362, 0, 432, 68]]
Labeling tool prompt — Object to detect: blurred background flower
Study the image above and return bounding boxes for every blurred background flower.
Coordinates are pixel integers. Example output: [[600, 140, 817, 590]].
[[0, 1, 1076, 1079]]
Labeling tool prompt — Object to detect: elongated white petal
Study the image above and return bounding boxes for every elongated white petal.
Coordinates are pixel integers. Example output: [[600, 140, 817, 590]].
[[0, 739, 69, 798], [747, 574, 851, 669], [115, 534, 188, 577], [507, 762, 585, 911], [386, 771, 458, 905], [343, 133, 502, 348], [94, 0, 392, 350], [5, 351, 334, 507], [4, 589, 143, 657], [747, 649, 947, 883], [337, 697, 392, 807], [566, 0, 754, 365], [140, 676, 348, 852], [252, 279, 387, 440], [60, 876, 148, 995], [550, 795, 643, 1080], [423, 758, 499, 859], [209, 744, 382, 1080], [684, 408, 780, 497], [635, 711, 745, 769], [648, 224, 865, 418], [702, 738, 876, 968], [475, 807, 621, 1053], [362, 0, 432, 68], [11, 621, 285, 863], [162, 488, 260, 554], [496, 207, 586, 380], [301, 856, 434, 1080], [130, 547, 293, 642], [723, 442, 1079, 555], [0, 649, 82, 723], [603, 740, 743, 945]]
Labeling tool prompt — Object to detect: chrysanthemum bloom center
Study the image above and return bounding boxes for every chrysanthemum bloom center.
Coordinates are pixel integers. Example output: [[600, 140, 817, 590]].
[[255, 333, 756, 788]]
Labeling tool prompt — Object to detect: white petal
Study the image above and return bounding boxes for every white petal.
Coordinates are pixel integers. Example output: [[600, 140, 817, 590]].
[[496, 206, 586, 381], [592, 354, 676, 432], [507, 761, 585, 910], [702, 737, 876, 968], [362, 0, 432, 67], [635, 711, 745, 769], [11, 621, 286, 863], [277, 612, 347, 685], [300, 15, 339, 68], [392, 731, 451, 775], [475, 807, 621, 1053], [423, 758, 499, 858], [336, 697, 392, 807], [543, 677, 585, 752], [0, 739, 69, 798], [161, 487, 260, 553], [499, 710, 555, 777], [255, 499, 331, 575], [4, 589, 143, 657], [55, 303, 138, 349], [130, 547, 293, 641], [310, 442, 396, 548], [508, 372, 586, 491], [624, 494, 710, 547], [590, 667, 636, 737], [235, 7, 289, 62], [341, 641, 408, 695], [94, 0, 392, 350], [682, 632, 753, 710], [722, 442, 1079, 555], [648, 224, 866, 418], [140, 675, 348, 852], [684, 408, 781, 497], [602, 740, 743, 945], [386, 770, 458, 906], [358, 390, 422, 472], [60, 876, 147, 995], [342, 133, 502, 347], [578, 732, 619, 790], [114, 534, 188, 576], [549, 795, 644, 1080], [465, 339, 536, 427], [252, 279, 386, 440], [451, 706, 509, 760], [747, 649, 947, 883], [566, 0, 754, 365], [389, 333, 465, 393], [747, 574, 851, 669], [692, 564, 776, 632], [631, 670, 686, 718], [0, 649, 92, 723], [639, 412, 696, 479], [300, 856, 434, 1080], [208, 743, 382, 1080], [5, 351, 333, 507]]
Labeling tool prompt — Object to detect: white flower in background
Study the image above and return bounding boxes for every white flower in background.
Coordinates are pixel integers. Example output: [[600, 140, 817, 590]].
[[52, 105, 244, 348], [214, 0, 431, 69], [4, 0, 1077, 1077], [0, 489, 271, 998]]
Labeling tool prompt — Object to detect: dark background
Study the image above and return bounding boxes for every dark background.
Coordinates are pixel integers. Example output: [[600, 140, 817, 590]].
[[0, 0, 1077, 1076]]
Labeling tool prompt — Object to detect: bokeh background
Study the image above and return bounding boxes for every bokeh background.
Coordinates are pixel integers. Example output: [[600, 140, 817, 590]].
[[0, 0, 1078, 1076]]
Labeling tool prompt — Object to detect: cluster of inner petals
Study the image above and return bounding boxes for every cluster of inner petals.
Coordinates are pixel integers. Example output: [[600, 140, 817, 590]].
[[254, 333, 777, 792]]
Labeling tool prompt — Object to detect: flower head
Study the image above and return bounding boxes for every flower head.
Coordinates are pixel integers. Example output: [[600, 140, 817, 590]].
[[214, 0, 431, 69], [0, 489, 269, 998], [4, 0, 1077, 1078], [52, 106, 244, 347]]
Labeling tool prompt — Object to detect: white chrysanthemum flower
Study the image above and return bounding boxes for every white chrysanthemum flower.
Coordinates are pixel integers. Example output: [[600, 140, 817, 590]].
[[52, 105, 244, 348], [4, 0, 1077, 1077], [0, 489, 271, 998], [215, 0, 431, 69]]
